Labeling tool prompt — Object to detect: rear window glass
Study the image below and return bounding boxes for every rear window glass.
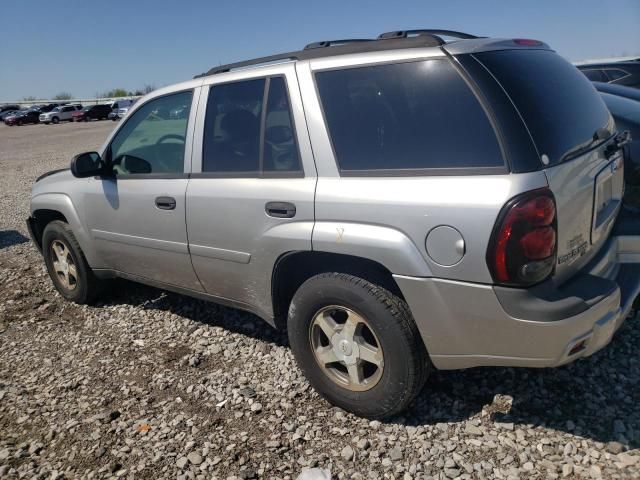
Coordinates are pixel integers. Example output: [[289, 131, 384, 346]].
[[315, 59, 504, 173], [476, 50, 612, 165]]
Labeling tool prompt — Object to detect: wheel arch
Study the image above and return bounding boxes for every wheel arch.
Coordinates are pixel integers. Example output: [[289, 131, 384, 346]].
[[271, 251, 406, 330], [30, 193, 97, 265]]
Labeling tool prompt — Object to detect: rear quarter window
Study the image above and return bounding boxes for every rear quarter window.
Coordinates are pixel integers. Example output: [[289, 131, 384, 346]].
[[476, 50, 612, 166], [315, 59, 505, 174]]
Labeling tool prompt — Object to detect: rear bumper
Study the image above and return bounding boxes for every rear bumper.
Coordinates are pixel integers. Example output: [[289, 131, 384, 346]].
[[396, 234, 640, 370]]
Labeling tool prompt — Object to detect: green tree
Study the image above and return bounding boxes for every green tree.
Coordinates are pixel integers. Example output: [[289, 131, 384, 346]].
[[53, 92, 73, 100], [23, 96, 37, 102]]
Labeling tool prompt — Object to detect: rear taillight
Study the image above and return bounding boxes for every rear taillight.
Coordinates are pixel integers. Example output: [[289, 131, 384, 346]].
[[487, 188, 557, 286]]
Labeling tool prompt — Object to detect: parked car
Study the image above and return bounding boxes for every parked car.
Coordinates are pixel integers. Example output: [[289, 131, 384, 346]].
[[106, 99, 136, 121], [599, 91, 640, 191], [39, 104, 83, 124], [577, 61, 640, 89], [39, 103, 61, 113], [5, 109, 41, 126], [0, 104, 20, 113], [0, 109, 21, 121], [73, 104, 112, 122], [27, 31, 640, 418], [108, 107, 131, 121], [594, 81, 640, 102]]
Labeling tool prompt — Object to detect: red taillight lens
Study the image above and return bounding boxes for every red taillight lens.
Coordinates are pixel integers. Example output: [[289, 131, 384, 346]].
[[488, 189, 557, 286], [520, 227, 556, 259]]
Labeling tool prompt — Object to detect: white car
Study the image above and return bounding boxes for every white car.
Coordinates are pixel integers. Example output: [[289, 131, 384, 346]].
[[39, 105, 82, 124]]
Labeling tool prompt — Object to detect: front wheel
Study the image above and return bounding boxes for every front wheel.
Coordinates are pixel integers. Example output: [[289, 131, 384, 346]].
[[51, 117, 59, 124], [287, 273, 430, 419], [42, 221, 102, 304]]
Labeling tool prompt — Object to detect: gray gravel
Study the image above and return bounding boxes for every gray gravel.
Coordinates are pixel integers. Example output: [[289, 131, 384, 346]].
[[1, 121, 639, 479]]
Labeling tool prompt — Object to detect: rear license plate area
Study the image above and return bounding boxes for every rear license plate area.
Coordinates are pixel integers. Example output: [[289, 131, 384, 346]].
[[592, 153, 624, 244]]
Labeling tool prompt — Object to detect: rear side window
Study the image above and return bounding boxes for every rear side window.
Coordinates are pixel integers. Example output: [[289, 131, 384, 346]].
[[202, 76, 301, 175], [315, 59, 504, 173], [582, 69, 608, 82], [477, 50, 612, 166], [605, 69, 629, 81]]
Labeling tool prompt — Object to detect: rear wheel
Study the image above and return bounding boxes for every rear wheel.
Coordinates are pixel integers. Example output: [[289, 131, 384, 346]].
[[42, 221, 102, 304], [287, 273, 430, 418]]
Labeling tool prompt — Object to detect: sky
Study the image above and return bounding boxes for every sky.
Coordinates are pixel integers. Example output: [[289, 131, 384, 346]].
[[1, 0, 639, 101]]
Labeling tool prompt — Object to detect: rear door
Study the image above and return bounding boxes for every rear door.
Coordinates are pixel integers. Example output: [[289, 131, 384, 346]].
[[186, 64, 316, 319], [474, 49, 623, 282]]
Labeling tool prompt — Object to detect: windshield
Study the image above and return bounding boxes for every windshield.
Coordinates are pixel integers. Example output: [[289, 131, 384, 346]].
[[475, 50, 613, 166], [52, 107, 62, 112], [83, 106, 92, 111]]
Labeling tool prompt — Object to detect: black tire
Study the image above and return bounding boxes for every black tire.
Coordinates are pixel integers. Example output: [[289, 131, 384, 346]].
[[51, 116, 59, 124], [42, 220, 101, 304], [287, 273, 430, 419]]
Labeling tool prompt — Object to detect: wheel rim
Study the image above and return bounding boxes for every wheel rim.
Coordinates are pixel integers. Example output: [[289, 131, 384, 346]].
[[309, 306, 384, 392], [50, 240, 78, 290]]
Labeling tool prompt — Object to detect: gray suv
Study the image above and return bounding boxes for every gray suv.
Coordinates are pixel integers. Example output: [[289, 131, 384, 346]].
[[27, 30, 640, 418]]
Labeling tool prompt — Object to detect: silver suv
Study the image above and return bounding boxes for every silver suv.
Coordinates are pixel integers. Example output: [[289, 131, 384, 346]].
[[27, 30, 640, 418]]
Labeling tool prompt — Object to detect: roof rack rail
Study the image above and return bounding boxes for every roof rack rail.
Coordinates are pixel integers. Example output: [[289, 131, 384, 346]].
[[378, 29, 480, 44], [198, 51, 301, 77], [304, 39, 373, 50]]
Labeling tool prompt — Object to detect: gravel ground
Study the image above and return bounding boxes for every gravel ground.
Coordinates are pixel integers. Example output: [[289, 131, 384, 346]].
[[0, 121, 639, 480]]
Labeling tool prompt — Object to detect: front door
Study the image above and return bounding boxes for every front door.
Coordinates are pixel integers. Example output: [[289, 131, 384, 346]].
[[186, 66, 317, 318], [84, 88, 203, 291]]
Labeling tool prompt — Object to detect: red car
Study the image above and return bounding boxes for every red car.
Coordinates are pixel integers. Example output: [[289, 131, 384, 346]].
[[4, 110, 40, 126]]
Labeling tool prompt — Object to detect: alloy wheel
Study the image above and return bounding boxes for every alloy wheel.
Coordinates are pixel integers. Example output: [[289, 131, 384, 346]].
[[309, 306, 384, 392], [50, 240, 78, 290]]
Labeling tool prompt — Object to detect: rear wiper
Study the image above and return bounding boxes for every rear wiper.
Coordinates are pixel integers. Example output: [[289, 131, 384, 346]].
[[605, 130, 632, 159], [559, 128, 612, 163]]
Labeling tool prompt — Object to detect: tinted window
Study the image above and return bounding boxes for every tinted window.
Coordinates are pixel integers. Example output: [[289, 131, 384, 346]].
[[583, 69, 608, 82], [605, 69, 629, 81], [203, 79, 264, 172], [109, 91, 192, 175], [315, 59, 503, 172], [202, 77, 301, 174], [477, 50, 612, 165], [264, 77, 300, 172]]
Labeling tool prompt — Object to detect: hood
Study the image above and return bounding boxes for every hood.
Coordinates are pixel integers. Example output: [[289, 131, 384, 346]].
[[34, 168, 72, 185]]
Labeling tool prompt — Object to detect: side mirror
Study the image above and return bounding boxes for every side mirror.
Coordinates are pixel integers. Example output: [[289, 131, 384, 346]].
[[70, 151, 104, 178]]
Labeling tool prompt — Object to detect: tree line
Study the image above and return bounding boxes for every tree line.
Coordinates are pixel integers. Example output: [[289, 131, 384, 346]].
[[22, 85, 155, 101]]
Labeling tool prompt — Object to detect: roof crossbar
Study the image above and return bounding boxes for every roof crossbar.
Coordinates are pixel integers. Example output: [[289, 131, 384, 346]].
[[304, 39, 374, 50], [378, 29, 480, 44]]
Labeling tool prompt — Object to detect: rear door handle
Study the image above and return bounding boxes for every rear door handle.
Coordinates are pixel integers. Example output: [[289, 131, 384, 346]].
[[155, 196, 176, 210], [265, 201, 296, 218]]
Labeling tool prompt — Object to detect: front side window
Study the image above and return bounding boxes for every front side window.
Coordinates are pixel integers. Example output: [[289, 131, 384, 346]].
[[315, 59, 504, 172], [109, 91, 192, 175], [202, 76, 301, 174]]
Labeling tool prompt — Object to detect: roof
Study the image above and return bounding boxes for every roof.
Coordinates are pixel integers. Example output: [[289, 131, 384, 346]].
[[195, 29, 481, 78], [576, 61, 640, 70], [574, 56, 640, 66]]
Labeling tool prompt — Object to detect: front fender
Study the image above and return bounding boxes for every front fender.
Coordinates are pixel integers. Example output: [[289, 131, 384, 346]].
[[312, 222, 431, 277], [30, 192, 98, 266]]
